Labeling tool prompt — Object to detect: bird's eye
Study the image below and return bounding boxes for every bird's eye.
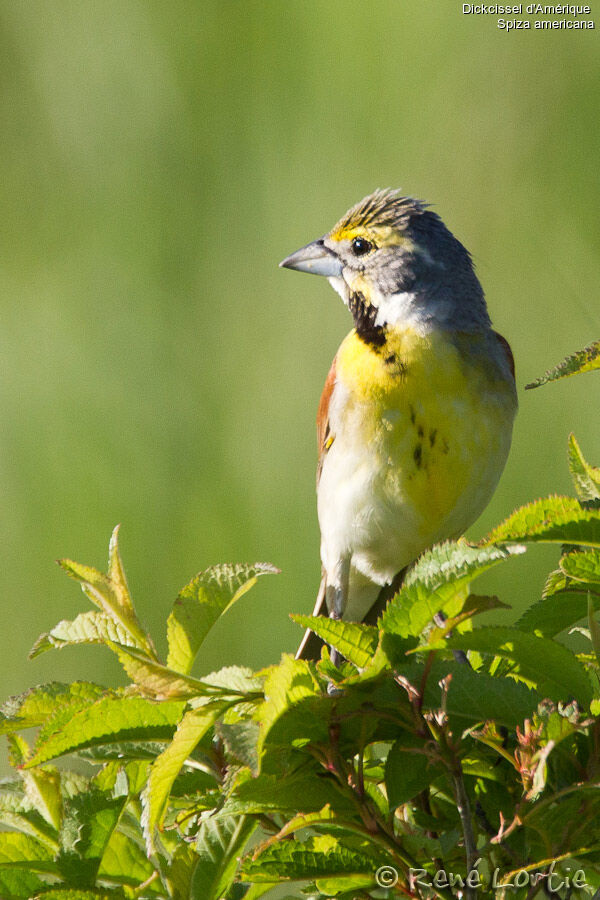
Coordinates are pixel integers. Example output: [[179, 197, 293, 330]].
[[351, 236, 374, 257]]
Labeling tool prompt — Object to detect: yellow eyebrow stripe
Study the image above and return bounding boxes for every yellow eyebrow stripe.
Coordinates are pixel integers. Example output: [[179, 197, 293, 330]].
[[328, 224, 410, 247]]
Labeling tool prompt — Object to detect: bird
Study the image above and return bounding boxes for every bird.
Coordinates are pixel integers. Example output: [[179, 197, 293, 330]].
[[280, 189, 517, 661]]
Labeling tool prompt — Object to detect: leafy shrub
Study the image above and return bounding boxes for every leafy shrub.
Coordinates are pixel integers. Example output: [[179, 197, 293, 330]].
[[1, 340, 600, 900]]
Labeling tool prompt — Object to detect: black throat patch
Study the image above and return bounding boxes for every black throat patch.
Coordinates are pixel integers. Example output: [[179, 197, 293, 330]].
[[348, 291, 386, 348]]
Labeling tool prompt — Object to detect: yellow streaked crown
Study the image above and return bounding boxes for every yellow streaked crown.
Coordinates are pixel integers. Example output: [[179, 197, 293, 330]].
[[328, 188, 426, 247]]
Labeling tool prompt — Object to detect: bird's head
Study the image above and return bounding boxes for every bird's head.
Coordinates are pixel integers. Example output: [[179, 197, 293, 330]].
[[280, 189, 490, 333]]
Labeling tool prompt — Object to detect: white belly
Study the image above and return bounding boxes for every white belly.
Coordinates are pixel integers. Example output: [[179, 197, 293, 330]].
[[317, 379, 515, 621]]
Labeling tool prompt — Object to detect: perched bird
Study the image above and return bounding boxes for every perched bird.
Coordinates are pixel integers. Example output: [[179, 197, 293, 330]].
[[280, 189, 517, 660]]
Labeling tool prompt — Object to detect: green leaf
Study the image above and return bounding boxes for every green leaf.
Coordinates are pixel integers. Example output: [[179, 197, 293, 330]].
[[25, 695, 185, 767], [22, 765, 62, 831], [109, 642, 247, 700], [382, 541, 525, 639], [385, 741, 438, 810], [0, 831, 56, 871], [0, 799, 59, 852], [290, 615, 378, 668], [97, 829, 157, 888], [243, 885, 281, 900], [218, 720, 260, 773], [166, 562, 279, 675], [27, 892, 119, 900], [525, 339, 600, 389], [141, 702, 226, 852], [59, 526, 154, 657], [417, 661, 540, 727], [256, 656, 325, 760], [221, 771, 355, 818], [242, 835, 390, 883], [30, 611, 137, 659], [484, 496, 600, 547], [58, 790, 127, 886], [561, 548, 600, 584], [426, 626, 593, 706], [191, 815, 258, 900], [0, 682, 106, 735], [0, 869, 46, 898], [568, 434, 600, 502], [165, 844, 198, 900], [516, 590, 597, 637]]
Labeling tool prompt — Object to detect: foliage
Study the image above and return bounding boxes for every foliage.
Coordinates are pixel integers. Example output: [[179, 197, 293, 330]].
[[2, 342, 600, 899]]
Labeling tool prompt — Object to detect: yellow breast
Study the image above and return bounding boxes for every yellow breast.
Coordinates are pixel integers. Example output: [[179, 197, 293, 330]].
[[333, 326, 516, 540]]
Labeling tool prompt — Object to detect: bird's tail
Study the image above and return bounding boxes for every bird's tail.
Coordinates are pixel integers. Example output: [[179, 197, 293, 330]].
[[295, 567, 408, 661]]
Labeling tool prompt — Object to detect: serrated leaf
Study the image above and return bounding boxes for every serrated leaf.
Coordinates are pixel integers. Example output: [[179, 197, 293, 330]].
[[29, 892, 118, 900], [256, 656, 325, 760], [290, 615, 378, 668], [221, 771, 355, 818], [484, 496, 600, 547], [58, 790, 127, 886], [242, 835, 390, 883], [0, 682, 106, 735], [166, 563, 279, 675], [109, 642, 245, 700], [258, 805, 339, 849], [142, 702, 225, 852], [561, 548, 600, 584], [568, 434, 600, 502], [425, 626, 593, 706], [30, 611, 137, 659], [25, 695, 185, 767], [0, 831, 56, 871], [217, 720, 260, 773], [58, 527, 154, 657], [382, 541, 525, 639], [0, 776, 59, 849], [191, 815, 258, 900], [525, 339, 600, 389], [516, 591, 597, 637]]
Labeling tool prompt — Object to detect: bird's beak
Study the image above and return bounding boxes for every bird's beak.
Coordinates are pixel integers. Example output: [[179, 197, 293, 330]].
[[279, 238, 343, 278]]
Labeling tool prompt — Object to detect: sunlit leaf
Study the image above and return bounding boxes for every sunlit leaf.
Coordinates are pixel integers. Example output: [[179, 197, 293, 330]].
[[290, 615, 378, 668], [568, 434, 600, 502], [484, 496, 600, 548], [0, 831, 56, 872], [25, 695, 185, 767], [424, 626, 593, 706], [242, 835, 390, 883], [525, 339, 600, 389], [256, 655, 325, 760], [382, 541, 525, 639], [0, 682, 106, 735], [97, 829, 158, 888], [166, 562, 279, 675], [142, 702, 225, 852], [58, 526, 154, 657], [561, 548, 600, 584], [109, 642, 244, 700], [30, 611, 137, 659]]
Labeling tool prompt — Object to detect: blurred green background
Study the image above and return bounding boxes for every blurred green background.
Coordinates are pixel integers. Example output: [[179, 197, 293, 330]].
[[0, 1, 598, 740]]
